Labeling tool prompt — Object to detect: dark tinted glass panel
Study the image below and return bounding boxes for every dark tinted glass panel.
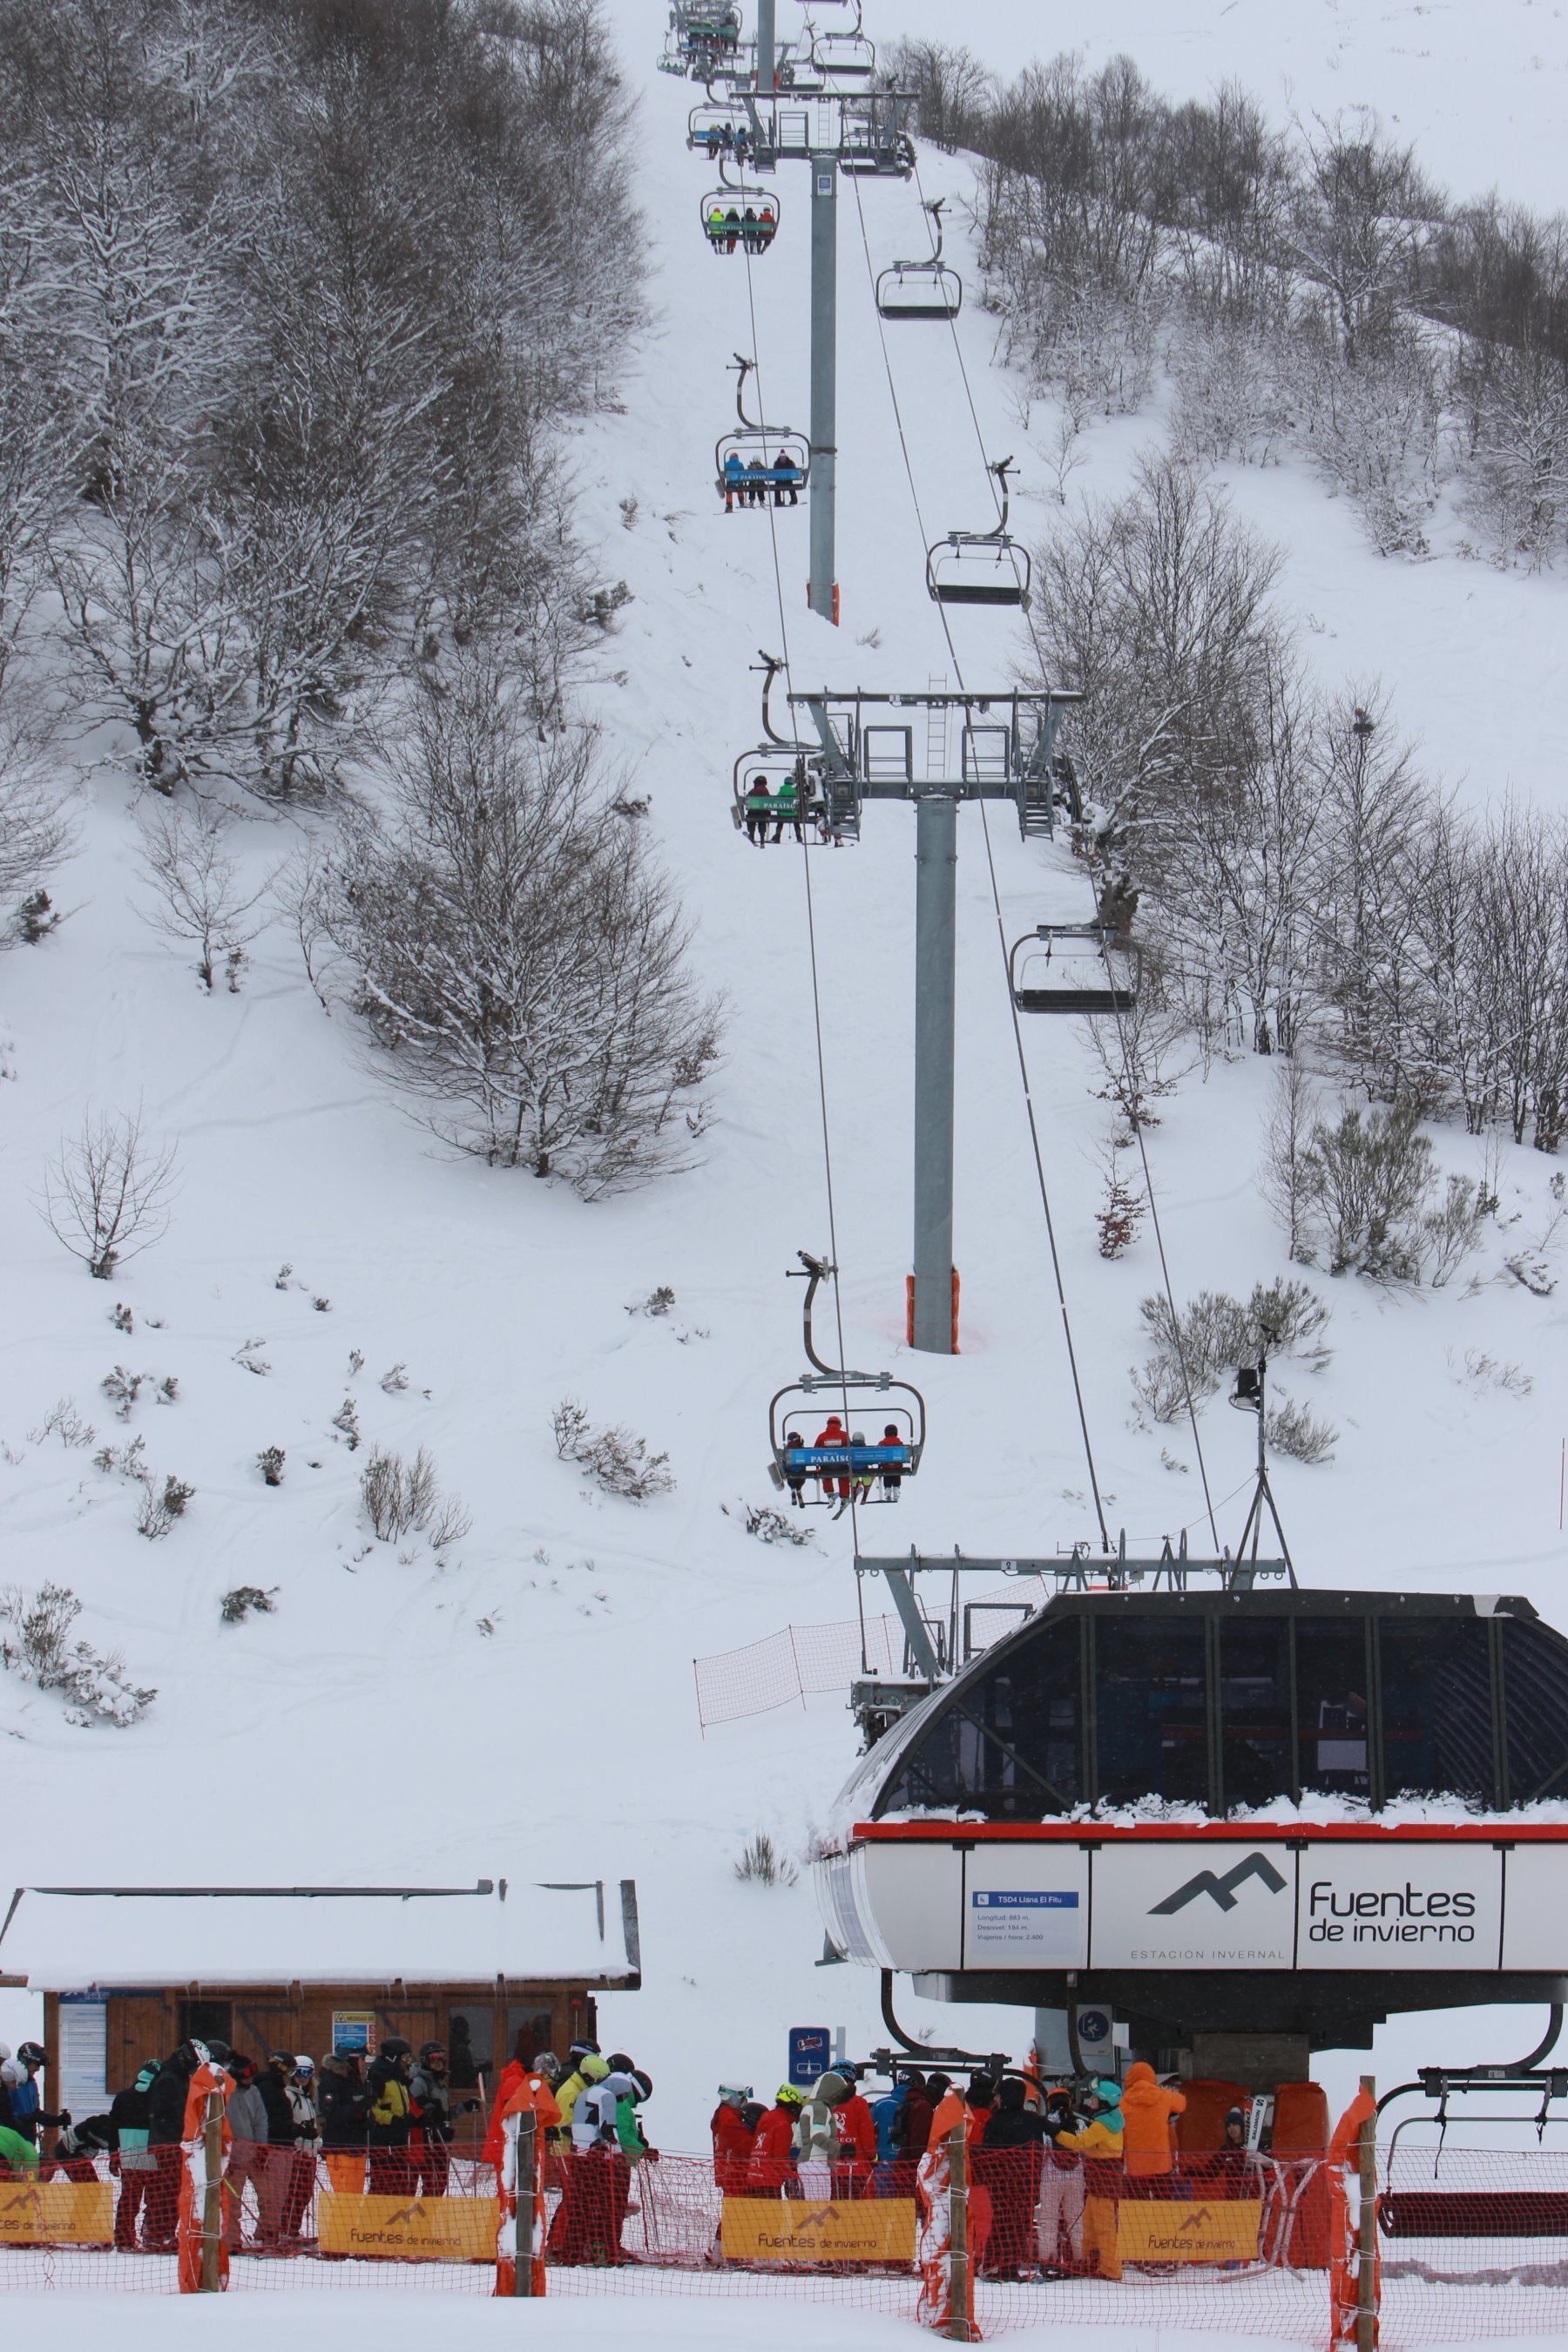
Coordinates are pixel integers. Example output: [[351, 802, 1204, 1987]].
[[1379, 1619, 1495, 1801], [1296, 1619, 1370, 1796], [876, 1617, 1081, 1818], [1502, 1619, 1568, 1804], [1093, 1616, 1208, 1805], [1219, 1619, 1293, 1808]]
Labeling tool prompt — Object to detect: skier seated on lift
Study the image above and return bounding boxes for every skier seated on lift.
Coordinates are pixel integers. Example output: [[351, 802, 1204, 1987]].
[[741, 206, 761, 253], [771, 449, 801, 507], [756, 206, 777, 249], [770, 769, 804, 844], [815, 1415, 851, 1509], [744, 457, 770, 505], [783, 1431, 808, 1507], [706, 204, 728, 248], [743, 774, 774, 842], [722, 452, 749, 511], [849, 1436, 875, 1509], [878, 1423, 907, 1500]]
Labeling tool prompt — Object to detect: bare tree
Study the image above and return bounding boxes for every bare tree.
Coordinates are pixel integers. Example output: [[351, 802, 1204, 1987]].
[[1260, 1056, 1321, 1262], [41, 1110, 178, 1278], [318, 650, 720, 1197], [133, 797, 273, 989], [1290, 111, 1434, 365]]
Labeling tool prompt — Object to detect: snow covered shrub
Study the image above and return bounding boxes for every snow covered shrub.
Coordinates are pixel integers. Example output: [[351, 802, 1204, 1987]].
[[1168, 312, 1297, 467], [332, 1397, 362, 1450], [28, 1398, 95, 1449], [360, 1446, 470, 1545], [1132, 1280, 1332, 1422], [137, 1475, 193, 1539], [1264, 1397, 1337, 1463], [221, 1585, 279, 1624], [552, 1398, 673, 1503], [1294, 1103, 1484, 1283], [317, 650, 720, 1197], [734, 1832, 798, 1888], [101, 1366, 145, 1421], [1096, 1143, 1145, 1258], [0, 1583, 155, 1725], [257, 1446, 285, 1486], [1297, 323, 1446, 556], [14, 889, 60, 943], [1454, 342, 1568, 569], [133, 802, 272, 992], [727, 1501, 814, 1548], [40, 1112, 177, 1280]]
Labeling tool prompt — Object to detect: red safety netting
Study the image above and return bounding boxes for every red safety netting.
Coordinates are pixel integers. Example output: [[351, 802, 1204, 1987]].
[[8, 2137, 1568, 2345]]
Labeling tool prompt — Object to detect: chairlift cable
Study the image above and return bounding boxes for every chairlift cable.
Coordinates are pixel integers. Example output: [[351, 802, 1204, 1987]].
[[909, 159, 1222, 1549], [740, 220, 865, 1553], [848, 170, 1112, 1556]]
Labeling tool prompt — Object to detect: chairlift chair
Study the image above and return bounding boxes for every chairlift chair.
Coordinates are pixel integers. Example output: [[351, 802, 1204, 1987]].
[[926, 457, 1032, 610], [688, 103, 756, 159], [673, 3, 742, 78], [730, 749, 857, 845], [715, 355, 808, 510], [808, 1, 875, 79], [1007, 924, 1141, 1017], [699, 182, 780, 256], [875, 199, 963, 321], [766, 1251, 926, 1511]]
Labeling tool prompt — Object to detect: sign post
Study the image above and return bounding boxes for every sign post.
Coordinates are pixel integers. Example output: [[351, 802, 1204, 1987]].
[[947, 2121, 972, 2342], [1356, 2075, 1377, 2352], [514, 2112, 536, 2298], [199, 2086, 224, 2293]]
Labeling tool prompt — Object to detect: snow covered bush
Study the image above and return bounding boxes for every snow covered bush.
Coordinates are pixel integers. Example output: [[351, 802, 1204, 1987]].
[[360, 1446, 470, 1546], [137, 1475, 193, 1539], [221, 1585, 278, 1624], [316, 650, 720, 1197], [0, 1582, 155, 1725], [1264, 1397, 1338, 1464], [552, 1398, 673, 1503], [733, 1832, 798, 1888], [40, 1112, 177, 1280], [134, 802, 273, 992], [1132, 1280, 1331, 1423], [1293, 1103, 1485, 1284]]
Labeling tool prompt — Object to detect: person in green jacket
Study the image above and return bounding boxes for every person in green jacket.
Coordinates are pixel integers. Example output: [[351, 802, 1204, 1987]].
[[0, 2123, 40, 2171]]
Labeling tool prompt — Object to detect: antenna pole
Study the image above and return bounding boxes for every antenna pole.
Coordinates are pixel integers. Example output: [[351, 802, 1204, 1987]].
[[808, 154, 839, 623], [755, 0, 775, 91], [912, 794, 957, 1351]]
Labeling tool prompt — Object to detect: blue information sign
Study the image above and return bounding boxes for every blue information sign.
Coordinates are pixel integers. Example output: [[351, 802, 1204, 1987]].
[[788, 2026, 831, 2086]]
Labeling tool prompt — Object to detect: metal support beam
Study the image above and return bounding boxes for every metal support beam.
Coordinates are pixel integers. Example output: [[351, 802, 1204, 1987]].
[[755, 0, 774, 92], [883, 1565, 943, 1683], [808, 154, 838, 624], [912, 794, 956, 1352]]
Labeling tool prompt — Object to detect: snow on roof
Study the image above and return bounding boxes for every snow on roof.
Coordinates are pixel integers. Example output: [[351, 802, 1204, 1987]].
[[0, 1879, 641, 1991]]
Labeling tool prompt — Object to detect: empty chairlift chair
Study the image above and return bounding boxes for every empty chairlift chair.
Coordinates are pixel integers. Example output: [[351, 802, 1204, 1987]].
[[715, 355, 808, 511], [875, 199, 963, 322], [926, 457, 1032, 610], [808, 1, 875, 80], [1009, 924, 1141, 1017]]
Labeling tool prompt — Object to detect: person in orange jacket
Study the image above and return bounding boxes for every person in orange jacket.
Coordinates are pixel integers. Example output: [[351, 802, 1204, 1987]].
[[750, 2084, 805, 2193], [1119, 2060, 1187, 2193], [827, 2065, 876, 2197]]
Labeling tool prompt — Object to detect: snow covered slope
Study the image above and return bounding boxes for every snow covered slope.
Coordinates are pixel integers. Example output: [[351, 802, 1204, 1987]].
[[3, 0, 1568, 2147]]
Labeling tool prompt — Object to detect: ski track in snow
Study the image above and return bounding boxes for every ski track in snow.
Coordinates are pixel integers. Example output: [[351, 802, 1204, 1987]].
[[3, 0, 1568, 2160]]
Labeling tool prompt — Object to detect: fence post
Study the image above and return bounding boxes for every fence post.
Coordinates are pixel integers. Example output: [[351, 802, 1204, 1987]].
[[1356, 2074, 1377, 2352], [947, 2121, 971, 2343], [513, 2112, 537, 2298], [199, 2086, 224, 2293]]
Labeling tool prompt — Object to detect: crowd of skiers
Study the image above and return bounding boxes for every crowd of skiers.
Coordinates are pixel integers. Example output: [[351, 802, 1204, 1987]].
[[711, 2063, 1259, 2281], [0, 2031, 656, 2266]]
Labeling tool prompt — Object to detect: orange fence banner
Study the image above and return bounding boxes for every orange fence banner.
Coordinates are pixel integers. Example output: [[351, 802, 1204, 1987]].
[[317, 2191, 497, 2261], [0, 2179, 114, 2246], [1117, 2197, 1263, 2264], [721, 2197, 916, 2263]]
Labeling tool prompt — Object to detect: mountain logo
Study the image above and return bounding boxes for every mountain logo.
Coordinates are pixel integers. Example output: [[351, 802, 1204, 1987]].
[[1148, 1852, 1288, 1916]]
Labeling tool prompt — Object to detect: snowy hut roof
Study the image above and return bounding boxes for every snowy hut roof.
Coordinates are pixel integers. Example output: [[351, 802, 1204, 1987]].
[[0, 1878, 640, 1991]]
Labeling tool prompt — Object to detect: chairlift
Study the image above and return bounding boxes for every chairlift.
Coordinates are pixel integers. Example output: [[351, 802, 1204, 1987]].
[[688, 103, 756, 160], [875, 200, 963, 322], [731, 748, 856, 845], [808, 1, 875, 80], [699, 179, 779, 256], [670, 3, 742, 79], [926, 457, 1032, 610], [767, 1252, 926, 1512], [1007, 923, 1141, 1017], [715, 356, 808, 510]]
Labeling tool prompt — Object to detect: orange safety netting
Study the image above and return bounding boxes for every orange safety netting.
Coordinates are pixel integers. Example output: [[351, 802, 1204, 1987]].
[[6, 2133, 1568, 2345]]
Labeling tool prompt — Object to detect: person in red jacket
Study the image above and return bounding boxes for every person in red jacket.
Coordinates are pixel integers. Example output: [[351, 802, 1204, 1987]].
[[710, 2085, 755, 2193], [750, 2085, 805, 2193], [828, 2066, 876, 2199], [814, 1416, 850, 1503]]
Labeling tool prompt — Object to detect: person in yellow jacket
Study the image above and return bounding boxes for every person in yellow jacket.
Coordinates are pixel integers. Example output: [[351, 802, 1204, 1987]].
[[1051, 2080, 1125, 2279]]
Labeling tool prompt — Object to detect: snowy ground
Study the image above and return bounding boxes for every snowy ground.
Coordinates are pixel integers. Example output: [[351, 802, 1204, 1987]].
[[3, 0, 1568, 2194]]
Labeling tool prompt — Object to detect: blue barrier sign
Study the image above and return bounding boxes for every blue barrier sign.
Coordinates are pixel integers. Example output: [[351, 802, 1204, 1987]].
[[788, 2026, 832, 2085]]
